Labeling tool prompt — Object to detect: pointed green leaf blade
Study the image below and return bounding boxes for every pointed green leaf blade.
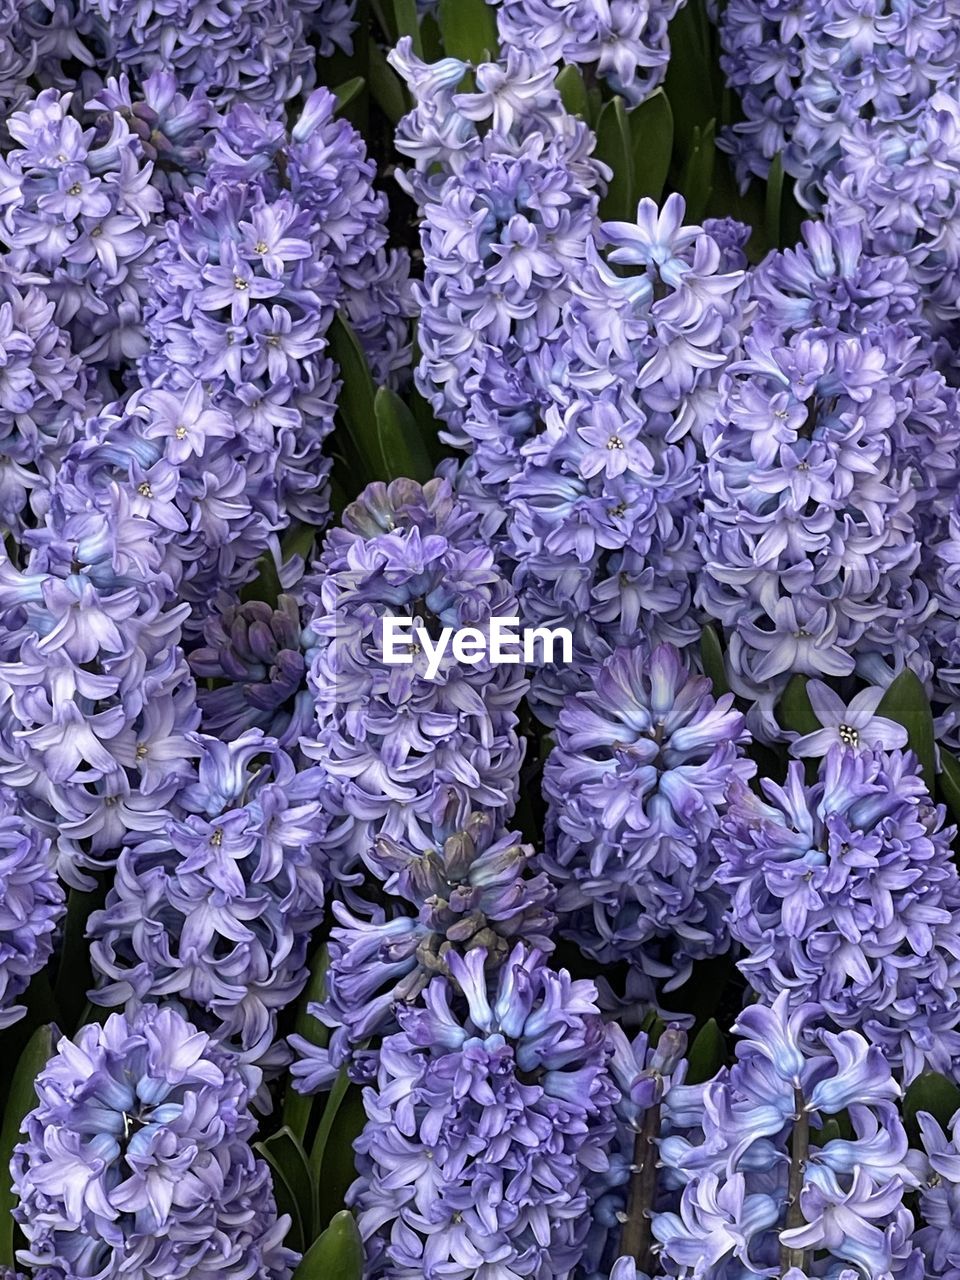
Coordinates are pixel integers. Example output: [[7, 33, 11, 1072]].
[[765, 151, 784, 250], [333, 77, 366, 114], [876, 669, 936, 786], [699, 624, 728, 698], [686, 1018, 724, 1085], [555, 65, 590, 122], [779, 675, 820, 738], [631, 89, 674, 203], [939, 748, 960, 823], [374, 385, 434, 483], [596, 97, 636, 223], [392, 0, 423, 55], [438, 0, 498, 63], [282, 946, 331, 1142], [256, 1128, 314, 1249], [295, 1210, 364, 1280]]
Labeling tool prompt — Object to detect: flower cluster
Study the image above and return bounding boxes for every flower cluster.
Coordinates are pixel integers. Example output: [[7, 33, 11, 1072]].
[[0, 87, 163, 368], [0, 786, 64, 1028], [0, 417, 199, 886], [656, 995, 920, 1277], [716, 0, 960, 207], [12, 1004, 297, 1279], [77, 0, 315, 112], [0, 274, 91, 532], [494, 0, 684, 104], [88, 730, 328, 1062], [824, 89, 960, 338], [696, 221, 959, 736], [912, 1108, 960, 1280], [190, 592, 314, 751], [290, 807, 555, 1088], [391, 38, 605, 488], [302, 477, 527, 883], [507, 196, 749, 716], [717, 747, 960, 1081], [543, 643, 754, 987], [136, 87, 410, 614], [0, 1, 90, 128], [349, 945, 618, 1278]]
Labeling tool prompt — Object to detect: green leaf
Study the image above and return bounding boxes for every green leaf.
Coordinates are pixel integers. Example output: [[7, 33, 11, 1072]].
[[596, 97, 635, 223], [315, 1088, 368, 1226], [699, 624, 728, 698], [765, 152, 784, 250], [779, 675, 820, 738], [333, 77, 366, 114], [54, 880, 107, 1032], [256, 1132, 307, 1253], [281, 521, 318, 567], [685, 1018, 724, 1085], [327, 314, 379, 488], [555, 65, 590, 122], [256, 1128, 314, 1250], [282, 946, 331, 1142], [437, 0, 498, 62], [392, 0, 423, 54], [630, 89, 673, 204], [939, 748, 960, 824], [812, 1117, 841, 1148], [374, 386, 434, 483], [876, 669, 937, 786], [663, 0, 721, 150], [368, 40, 409, 124], [904, 1072, 960, 1140], [420, 11, 444, 60], [309, 1067, 352, 1225], [0, 1024, 55, 1267], [679, 119, 716, 223], [294, 1210, 364, 1280]]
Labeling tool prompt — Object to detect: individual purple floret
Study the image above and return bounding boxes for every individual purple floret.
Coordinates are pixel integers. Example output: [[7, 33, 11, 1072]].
[[302, 476, 527, 883], [493, 0, 685, 105], [289, 807, 555, 1090], [77, 0, 314, 112], [349, 945, 617, 1279], [788, 680, 908, 759], [0, 786, 64, 1028], [717, 746, 960, 1082], [12, 1003, 298, 1279], [542, 642, 754, 986], [88, 729, 328, 1063]]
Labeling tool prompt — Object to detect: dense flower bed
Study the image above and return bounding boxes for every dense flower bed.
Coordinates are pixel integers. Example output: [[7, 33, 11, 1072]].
[[1, 2, 960, 1279]]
